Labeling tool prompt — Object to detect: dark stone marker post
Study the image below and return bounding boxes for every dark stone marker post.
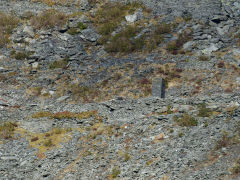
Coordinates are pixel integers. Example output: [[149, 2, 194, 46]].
[[152, 78, 165, 98]]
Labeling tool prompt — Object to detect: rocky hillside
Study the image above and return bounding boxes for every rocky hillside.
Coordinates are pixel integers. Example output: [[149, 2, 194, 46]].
[[0, 0, 239, 179]]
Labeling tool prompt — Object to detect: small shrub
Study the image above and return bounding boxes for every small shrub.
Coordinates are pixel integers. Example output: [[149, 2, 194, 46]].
[[93, 2, 150, 52], [183, 14, 192, 22], [0, 74, 7, 82], [217, 61, 225, 68], [111, 167, 120, 179], [105, 25, 143, 53], [45, 133, 50, 137], [67, 28, 79, 35], [53, 127, 63, 134], [31, 9, 67, 29], [204, 122, 208, 127], [69, 84, 100, 102], [10, 50, 32, 60], [232, 158, 240, 175], [124, 153, 130, 161], [198, 55, 209, 61], [49, 56, 69, 69], [31, 137, 39, 142], [22, 11, 34, 20], [0, 122, 17, 140], [146, 159, 154, 166], [27, 86, 43, 96], [197, 103, 212, 117], [214, 132, 231, 150], [143, 87, 152, 96], [224, 87, 233, 93], [166, 41, 178, 52], [33, 110, 98, 120], [174, 113, 198, 127], [166, 105, 173, 114], [167, 30, 192, 54], [43, 139, 53, 147], [112, 73, 122, 81], [32, 111, 52, 118], [0, 12, 19, 47], [139, 78, 151, 85], [98, 23, 116, 36], [155, 23, 171, 34], [178, 132, 184, 137], [67, 22, 87, 35]]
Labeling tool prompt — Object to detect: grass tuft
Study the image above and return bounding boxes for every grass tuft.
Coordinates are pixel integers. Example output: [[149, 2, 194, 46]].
[[49, 56, 69, 69], [31, 9, 67, 30], [0, 122, 18, 140], [232, 158, 240, 175], [0, 12, 19, 47], [174, 113, 198, 127], [197, 103, 212, 117], [111, 167, 120, 179]]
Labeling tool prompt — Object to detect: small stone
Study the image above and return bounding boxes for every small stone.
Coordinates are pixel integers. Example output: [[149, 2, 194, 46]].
[[236, 77, 240, 83], [32, 62, 39, 69], [23, 26, 34, 37], [56, 96, 70, 102], [183, 41, 195, 50], [80, 29, 100, 42], [49, 91, 55, 95], [155, 133, 164, 140], [216, 26, 229, 36], [232, 48, 240, 56], [202, 43, 219, 55], [125, 14, 138, 23]]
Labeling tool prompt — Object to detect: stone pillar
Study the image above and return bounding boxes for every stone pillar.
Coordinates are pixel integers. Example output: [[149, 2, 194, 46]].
[[152, 78, 165, 98]]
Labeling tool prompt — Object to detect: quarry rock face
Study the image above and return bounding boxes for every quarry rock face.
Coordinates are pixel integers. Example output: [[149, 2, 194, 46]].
[[0, 0, 239, 179]]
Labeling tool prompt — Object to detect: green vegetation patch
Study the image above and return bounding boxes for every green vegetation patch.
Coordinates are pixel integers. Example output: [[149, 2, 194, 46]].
[[104, 22, 173, 53], [167, 30, 192, 54], [92, 2, 178, 53], [49, 56, 69, 69], [174, 113, 198, 127], [69, 84, 101, 102], [198, 55, 210, 61], [94, 2, 145, 35], [111, 167, 121, 179], [93, 2, 155, 53], [30, 9, 67, 29], [232, 158, 240, 175], [0, 122, 18, 140], [105, 25, 143, 53], [0, 12, 19, 47], [197, 103, 212, 117], [10, 50, 34, 60], [67, 22, 87, 35], [32, 110, 98, 120]]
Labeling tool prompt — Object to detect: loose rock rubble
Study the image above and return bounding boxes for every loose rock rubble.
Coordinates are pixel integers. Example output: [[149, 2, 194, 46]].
[[0, 0, 239, 179]]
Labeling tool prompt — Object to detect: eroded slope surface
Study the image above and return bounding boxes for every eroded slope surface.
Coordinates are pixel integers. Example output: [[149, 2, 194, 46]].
[[0, 0, 240, 179]]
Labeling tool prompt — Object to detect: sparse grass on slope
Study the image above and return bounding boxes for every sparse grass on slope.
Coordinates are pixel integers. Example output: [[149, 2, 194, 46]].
[[0, 122, 18, 140], [0, 12, 19, 47], [30, 9, 67, 29]]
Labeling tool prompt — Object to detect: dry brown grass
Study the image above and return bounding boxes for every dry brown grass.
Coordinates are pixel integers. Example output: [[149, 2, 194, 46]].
[[31, 0, 78, 6], [30, 9, 67, 29], [0, 122, 18, 140]]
